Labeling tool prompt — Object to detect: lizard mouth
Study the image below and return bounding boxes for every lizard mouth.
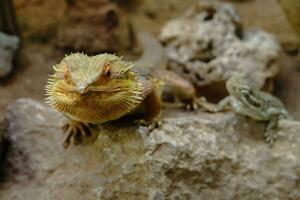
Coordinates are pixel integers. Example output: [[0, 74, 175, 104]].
[[45, 78, 146, 123]]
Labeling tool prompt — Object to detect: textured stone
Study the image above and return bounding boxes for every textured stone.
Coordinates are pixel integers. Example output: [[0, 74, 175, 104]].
[[0, 32, 20, 77], [56, 0, 130, 54], [0, 98, 299, 200], [160, 1, 280, 97]]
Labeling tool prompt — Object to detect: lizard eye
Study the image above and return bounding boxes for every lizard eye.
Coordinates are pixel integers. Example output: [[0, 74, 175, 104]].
[[102, 63, 111, 80], [63, 65, 73, 84]]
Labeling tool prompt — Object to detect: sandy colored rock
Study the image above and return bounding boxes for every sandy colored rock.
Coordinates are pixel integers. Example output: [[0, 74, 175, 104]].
[[14, 0, 65, 41], [276, 0, 300, 59], [160, 1, 280, 98], [0, 98, 299, 200], [276, 0, 300, 38], [56, 0, 130, 54]]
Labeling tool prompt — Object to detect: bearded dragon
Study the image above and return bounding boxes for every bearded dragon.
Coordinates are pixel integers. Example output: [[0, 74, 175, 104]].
[[45, 32, 204, 148]]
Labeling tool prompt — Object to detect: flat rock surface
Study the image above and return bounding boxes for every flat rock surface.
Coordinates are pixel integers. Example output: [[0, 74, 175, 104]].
[[0, 98, 299, 200]]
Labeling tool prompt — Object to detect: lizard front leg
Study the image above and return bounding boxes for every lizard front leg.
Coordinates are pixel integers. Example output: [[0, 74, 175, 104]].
[[265, 115, 280, 144], [61, 119, 95, 148], [138, 87, 163, 130]]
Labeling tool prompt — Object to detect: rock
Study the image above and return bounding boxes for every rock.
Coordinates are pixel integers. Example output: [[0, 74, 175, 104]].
[[0, 98, 299, 199], [56, 0, 130, 54], [13, 0, 65, 42], [277, 0, 300, 38], [0, 32, 20, 77], [160, 1, 280, 99]]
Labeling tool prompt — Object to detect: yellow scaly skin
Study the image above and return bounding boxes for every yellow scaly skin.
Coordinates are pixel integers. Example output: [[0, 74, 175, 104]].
[[46, 53, 161, 147]]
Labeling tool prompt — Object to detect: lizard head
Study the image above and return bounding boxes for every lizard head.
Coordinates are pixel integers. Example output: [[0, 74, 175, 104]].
[[45, 53, 145, 123], [226, 74, 252, 100], [226, 74, 264, 109]]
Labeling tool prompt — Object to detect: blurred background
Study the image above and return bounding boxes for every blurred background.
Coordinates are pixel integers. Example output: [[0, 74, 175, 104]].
[[0, 0, 299, 121], [0, 0, 300, 123], [0, 0, 300, 114]]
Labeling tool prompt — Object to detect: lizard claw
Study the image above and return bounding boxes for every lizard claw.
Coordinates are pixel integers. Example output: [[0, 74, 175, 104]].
[[135, 118, 162, 131], [61, 120, 95, 148], [264, 130, 277, 144], [185, 97, 199, 110]]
